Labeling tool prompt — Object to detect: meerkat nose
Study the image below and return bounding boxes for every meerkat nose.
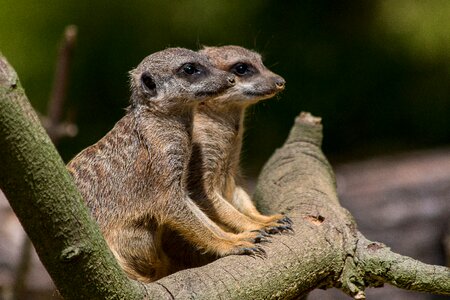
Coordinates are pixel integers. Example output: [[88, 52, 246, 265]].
[[228, 76, 236, 85], [275, 77, 286, 89]]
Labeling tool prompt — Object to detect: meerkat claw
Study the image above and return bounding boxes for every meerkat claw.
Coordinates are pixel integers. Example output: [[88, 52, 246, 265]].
[[266, 224, 293, 234], [278, 216, 293, 225], [251, 229, 270, 237], [279, 224, 294, 233], [254, 234, 271, 244], [245, 246, 267, 258], [254, 246, 267, 258]]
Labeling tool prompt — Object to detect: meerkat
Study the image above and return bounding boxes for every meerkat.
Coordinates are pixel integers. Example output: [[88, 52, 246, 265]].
[[67, 48, 267, 283], [187, 45, 292, 235]]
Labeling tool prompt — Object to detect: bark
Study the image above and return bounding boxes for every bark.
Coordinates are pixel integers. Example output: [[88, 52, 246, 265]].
[[0, 53, 449, 299], [0, 53, 142, 299], [11, 25, 79, 300], [311, 147, 450, 300]]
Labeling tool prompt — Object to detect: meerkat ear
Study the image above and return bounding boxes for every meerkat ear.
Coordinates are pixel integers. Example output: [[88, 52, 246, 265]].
[[140, 72, 157, 97]]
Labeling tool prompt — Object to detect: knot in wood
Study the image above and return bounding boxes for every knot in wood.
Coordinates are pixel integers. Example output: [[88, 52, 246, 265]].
[[61, 245, 82, 262]]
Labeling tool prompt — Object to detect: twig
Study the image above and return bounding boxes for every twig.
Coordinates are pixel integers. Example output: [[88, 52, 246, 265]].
[[43, 24, 78, 144]]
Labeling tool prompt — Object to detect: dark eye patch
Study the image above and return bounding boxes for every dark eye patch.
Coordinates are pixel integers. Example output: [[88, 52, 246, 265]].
[[177, 63, 208, 83], [183, 64, 198, 75], [179, 63, 203, 75], [231, 62, 256, 76]]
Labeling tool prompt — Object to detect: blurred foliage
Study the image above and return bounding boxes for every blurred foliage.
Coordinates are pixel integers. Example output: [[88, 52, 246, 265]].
[[0, 0, 449, 175]]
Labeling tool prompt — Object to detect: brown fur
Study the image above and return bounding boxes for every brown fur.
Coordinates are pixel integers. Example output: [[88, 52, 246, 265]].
[[188, 46, 292, 234], [67, 48, 265, 283]]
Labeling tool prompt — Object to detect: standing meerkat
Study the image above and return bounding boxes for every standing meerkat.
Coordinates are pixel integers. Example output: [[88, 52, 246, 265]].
[[187, 45, 292, 234], [67, 48, 266, 283]]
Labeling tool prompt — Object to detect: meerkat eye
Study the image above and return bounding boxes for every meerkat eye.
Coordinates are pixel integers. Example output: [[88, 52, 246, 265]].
[[232, 63, 253, 76], [182, 63, 200, 75]]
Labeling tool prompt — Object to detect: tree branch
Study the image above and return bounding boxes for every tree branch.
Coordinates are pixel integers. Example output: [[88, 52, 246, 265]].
[[356, 233, 450, 295], [11, 25, 79, 300], [0, 53, 142, 299], [0, 53, 448, 299]]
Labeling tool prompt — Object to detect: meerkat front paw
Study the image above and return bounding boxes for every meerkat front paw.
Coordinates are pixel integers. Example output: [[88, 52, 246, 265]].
[[248, 213, 294, 234], [277, 215, 293, 225], [266, 219, 294, 234], [209, 230, 269, 258], [219, 239, 267, 258], [238, 230, 270, 243], [265, 223, 294, 234], [233, 245, 266, 258]]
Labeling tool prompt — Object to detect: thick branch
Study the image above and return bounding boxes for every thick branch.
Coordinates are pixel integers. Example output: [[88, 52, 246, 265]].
[[140, 114, 360, 299], [0, 53, 142, 299], [11, 25, 79, 300], [252, 113, 449, 298], [356, 233, 450, 295]]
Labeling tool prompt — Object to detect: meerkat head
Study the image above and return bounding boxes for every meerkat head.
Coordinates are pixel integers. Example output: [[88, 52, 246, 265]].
[[199, 45, 285, 106], [129, 47, 236, 111]]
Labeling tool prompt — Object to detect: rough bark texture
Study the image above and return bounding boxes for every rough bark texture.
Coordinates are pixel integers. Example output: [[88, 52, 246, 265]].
[[0, 54, 142, 299], [0, 53, 449, 299], [311, 147, 450, 300], [252, 114, 450, 298]]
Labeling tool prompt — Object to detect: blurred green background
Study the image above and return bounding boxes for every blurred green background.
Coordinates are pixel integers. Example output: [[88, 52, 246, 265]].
[[1, 0, 449, 175]]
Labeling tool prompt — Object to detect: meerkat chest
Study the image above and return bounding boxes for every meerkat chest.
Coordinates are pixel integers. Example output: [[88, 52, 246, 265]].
[[137, 120, 192, 185]]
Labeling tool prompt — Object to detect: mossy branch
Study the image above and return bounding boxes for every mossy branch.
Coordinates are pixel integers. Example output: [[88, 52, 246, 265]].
[[0, 53, 448, 299], [0, 53, 143, 300]]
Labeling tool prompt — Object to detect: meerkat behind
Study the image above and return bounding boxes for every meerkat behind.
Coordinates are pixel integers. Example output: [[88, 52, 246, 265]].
[[187, 45, 292, 235], [67, 48, 266, 283]]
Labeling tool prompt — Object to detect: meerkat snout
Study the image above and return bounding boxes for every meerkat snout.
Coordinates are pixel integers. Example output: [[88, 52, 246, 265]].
[[274, 76, 286, 90]]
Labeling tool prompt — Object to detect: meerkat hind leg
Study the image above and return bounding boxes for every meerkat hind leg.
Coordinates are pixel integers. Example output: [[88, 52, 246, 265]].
[[232, 186, 293, 233], [106, 225, 171, 283], [165, 196, 267, 258], [204, 191, 280, 234]]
